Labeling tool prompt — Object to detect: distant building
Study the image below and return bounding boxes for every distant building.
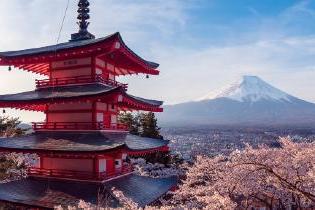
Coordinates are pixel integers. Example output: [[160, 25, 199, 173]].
[[0, 0, 176, 208]]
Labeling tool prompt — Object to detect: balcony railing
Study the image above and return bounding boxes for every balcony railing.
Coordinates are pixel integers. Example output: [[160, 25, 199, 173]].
[[32, 122, 128, 131], [28, 165, 133, 181], [35, 75, 128, 90]]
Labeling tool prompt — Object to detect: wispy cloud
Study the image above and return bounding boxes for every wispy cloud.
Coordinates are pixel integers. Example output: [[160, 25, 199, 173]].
[[146, 33, 315, 104]]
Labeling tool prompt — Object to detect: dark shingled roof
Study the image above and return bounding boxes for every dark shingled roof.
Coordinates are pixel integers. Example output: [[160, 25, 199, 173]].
[[125, 135, 169, 151], [0, 84, 118, 102], [126, 94, 164, 107], [0, 83, 163, 107], [0, 35, 115, 57], [0, 175, 177, 209], [0, 132, 169, 153], [106, 175, 177, 207], [0, 32, 159, 69]]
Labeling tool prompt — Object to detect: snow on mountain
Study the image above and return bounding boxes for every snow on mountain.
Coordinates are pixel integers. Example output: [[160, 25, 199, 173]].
[[198, 76, 291, 102], [159, 76, 315, 126]]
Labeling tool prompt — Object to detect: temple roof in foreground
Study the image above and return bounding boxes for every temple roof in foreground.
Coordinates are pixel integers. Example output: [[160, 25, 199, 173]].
[[0, 84, 163, 112], [0, 132, 169, 153], [0, 175, 177, 209]]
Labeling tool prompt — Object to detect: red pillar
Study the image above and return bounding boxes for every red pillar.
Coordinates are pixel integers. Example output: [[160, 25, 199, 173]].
[[39, 155, 44, 168], [106, 159, 115, 177], [94, 156, 100, 179]]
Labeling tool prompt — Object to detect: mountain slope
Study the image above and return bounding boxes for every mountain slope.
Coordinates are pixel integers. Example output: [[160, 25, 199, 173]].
[[199, 76, 292, 102], [159, 76, 315, 126]]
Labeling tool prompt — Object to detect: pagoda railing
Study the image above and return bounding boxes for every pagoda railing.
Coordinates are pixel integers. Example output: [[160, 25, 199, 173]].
[[36, 75, 128, 90], [32, 122, 128, 131], [28, 165, 133, 181]]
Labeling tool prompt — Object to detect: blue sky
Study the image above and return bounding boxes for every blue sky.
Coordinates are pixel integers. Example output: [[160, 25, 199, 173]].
[[1, 0, 315, 122]]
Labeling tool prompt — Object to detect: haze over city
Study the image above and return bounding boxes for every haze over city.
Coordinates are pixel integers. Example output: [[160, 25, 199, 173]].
[[1, 0, 315, 122]]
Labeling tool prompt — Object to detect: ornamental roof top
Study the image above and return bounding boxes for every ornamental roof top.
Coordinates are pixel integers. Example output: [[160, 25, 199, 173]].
[[71, 0, 95, 41]]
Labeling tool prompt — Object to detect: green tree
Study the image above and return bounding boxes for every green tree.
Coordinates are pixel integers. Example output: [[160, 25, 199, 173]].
[[139, 112, 163, 139], [119, 112, 163, 139], [118, 112, 140, 135], [0, 116, 26, 137]]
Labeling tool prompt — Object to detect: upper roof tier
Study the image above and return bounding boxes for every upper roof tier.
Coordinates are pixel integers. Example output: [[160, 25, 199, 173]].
[[0, 32, 159, 76]]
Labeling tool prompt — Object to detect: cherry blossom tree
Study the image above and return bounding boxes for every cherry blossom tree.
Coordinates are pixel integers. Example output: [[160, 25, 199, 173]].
[[0, 153, 37, 182], [0, 116, 31, 182], [131, 158, 184, 178], [57, 137, 315, 210], [170, 137, 315, 209]]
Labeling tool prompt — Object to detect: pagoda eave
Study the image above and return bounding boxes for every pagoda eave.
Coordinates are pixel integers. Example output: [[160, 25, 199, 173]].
[[0, 102, 162, 113], [0, 145, 169, 157], [0, 132, 170, 155], [127, 145, 169, 156], [0, 175, 177, 209], [0, 33, 160, 76], [0, 146, 126, 157], [0, 84, 163, 112], [120, 93, 163, 112]]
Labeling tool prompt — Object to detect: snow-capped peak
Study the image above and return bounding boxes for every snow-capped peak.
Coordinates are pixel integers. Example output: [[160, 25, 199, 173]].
[[198, 75, 292, 102]]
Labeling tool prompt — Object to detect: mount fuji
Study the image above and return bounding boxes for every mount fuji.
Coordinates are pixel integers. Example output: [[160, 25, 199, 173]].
[[159, 76, 315, 126]]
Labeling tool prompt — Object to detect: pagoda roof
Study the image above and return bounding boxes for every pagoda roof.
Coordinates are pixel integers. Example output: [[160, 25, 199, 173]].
[[0, 32, 159, 75], [0, 132, 169, 154], [124, 135, 168, 151], [0, 84, 163, 112], [0, 175, 177, 209], [0, 84, 118, 103], [0, 34, 117, 58]]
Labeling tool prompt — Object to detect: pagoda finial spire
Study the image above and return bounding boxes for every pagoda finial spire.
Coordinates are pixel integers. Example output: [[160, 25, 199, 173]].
[[71, 0, 95, 41]]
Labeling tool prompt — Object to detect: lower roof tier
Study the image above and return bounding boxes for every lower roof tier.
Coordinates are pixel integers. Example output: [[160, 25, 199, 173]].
[[0, 83, 163, 112], [0, 175, 177, 209], [0, 131, 169, 154]]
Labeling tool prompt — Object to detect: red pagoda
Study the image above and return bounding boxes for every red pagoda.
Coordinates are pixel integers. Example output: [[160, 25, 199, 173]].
[[0, 1, 176, 209]]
